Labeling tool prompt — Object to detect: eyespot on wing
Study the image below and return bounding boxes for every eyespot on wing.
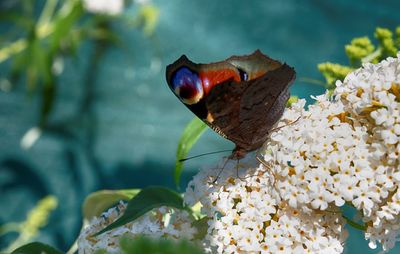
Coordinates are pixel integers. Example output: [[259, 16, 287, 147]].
[[170, 67, 204, 105]]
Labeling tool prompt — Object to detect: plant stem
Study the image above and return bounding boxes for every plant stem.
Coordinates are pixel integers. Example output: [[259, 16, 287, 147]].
[[361, 48, 381, 63], [37, 0, 58, 28], [0, 223, 20, 236], [299, 77, 327, 87], [342, 214, 367, 231], [0, 39, 27, 63]]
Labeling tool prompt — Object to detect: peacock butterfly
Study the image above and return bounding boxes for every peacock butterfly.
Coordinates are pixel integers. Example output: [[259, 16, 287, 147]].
[[166, 50, 296, 159]]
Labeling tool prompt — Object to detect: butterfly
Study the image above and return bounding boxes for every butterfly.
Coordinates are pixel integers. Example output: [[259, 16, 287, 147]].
[[166, 50, 296, 159]]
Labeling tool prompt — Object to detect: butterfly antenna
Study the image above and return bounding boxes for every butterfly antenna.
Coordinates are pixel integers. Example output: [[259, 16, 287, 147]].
[[179, 149, 232, 162]]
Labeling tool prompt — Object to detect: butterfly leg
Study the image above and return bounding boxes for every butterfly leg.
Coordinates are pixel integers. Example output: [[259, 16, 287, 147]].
[[210, 157, 230, 184], [256, 156, 278, 187], [269, 115, 301, 134], [235, 158, 243, 180]]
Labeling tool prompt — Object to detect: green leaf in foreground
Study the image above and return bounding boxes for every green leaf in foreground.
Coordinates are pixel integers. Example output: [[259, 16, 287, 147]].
[[286, 95, 299, 107], [175, 117, 207, 187], [11, 242, 63, 254], [120, 235, 205, 254], [93, 250, 108, 254], [83, 189, 140, 221], [191, 216, 209, 240], [94, 186, 186, 236]]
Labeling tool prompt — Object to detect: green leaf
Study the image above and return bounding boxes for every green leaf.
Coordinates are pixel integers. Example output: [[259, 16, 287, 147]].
[[396, 26, 400, 48], [136, 5, 160, 36], [94, 186, 186, 236], [28, 37, 54, 126], [11, 242, 63, 254], [191, 216, 209, 240], [93, 250, 108, 254], [37, 0, 58, 28], [175, 117, 207, 187], [119, 235, 205, 254], [286, 95, 299, 107], [50, 1, 84, 55], [191, 201, 205, 219], [39, 80, 55, 128], [9, 45, 29, 83], [83, 189, 140, 221], [0, 12, 35, 31]]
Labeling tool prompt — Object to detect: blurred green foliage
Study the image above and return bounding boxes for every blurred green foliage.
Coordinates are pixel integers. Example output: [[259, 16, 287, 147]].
[[82, 189, 140, 221], [133, 5, 160, 36], [119, 235, 205, 254], [2, 0, 89, 127], [94, 186, 187, 236], [10, 242, 63, 254], [0, 0, 159, 128], [0, 196, 58, 253], [318, 26, 400, 90], [0, 0, 161, 252], [6, 186, 206, 254], [174, 117, 207, 187], [287, 95, 298, 106], [8, 237, 205, 254]]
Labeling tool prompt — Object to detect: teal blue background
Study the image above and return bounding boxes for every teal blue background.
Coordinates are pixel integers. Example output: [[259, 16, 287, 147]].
[[1, 0, 399, 253]]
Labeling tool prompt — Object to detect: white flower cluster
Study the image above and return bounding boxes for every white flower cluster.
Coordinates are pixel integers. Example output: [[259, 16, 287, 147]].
[[77, 201, 196, 254], [185, 160, 347, 254], [336, 54, 400, 251], [260, 53, 400, 252]]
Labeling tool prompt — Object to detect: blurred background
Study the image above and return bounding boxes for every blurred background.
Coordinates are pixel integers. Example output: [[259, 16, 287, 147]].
[[0, 0, 399, 253]]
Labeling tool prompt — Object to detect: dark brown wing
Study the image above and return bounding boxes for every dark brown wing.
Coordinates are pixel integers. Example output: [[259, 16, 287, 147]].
[[203, 79, 248, 140], [238, 63, 295, 151], [204, 63, 295, 152]]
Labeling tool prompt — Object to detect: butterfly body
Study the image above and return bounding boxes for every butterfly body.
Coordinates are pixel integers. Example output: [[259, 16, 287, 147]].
[[166, 50, 296, 159]]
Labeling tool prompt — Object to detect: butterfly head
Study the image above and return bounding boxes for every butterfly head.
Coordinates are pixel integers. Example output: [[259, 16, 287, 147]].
[[170, 67, 204, 105]]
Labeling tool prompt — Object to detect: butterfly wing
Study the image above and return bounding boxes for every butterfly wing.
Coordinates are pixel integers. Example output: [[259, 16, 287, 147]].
[[203, 63, 295, 152], [166, 50, 296, 153], [237, 63, 295, 151], [202, 78, 247, 141]]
